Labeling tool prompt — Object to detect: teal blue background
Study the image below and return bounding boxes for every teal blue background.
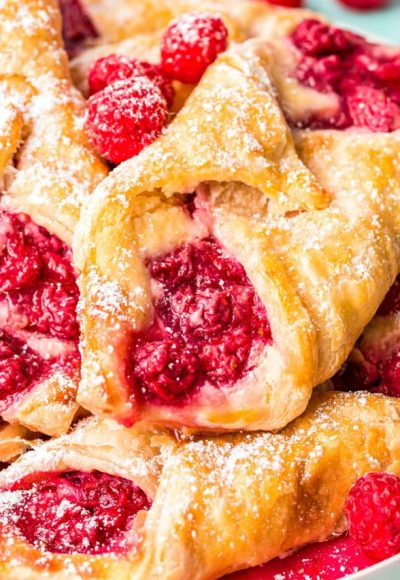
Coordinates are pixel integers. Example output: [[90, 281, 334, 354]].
[[306, 0, 400, 42], [283, 2, 400, 579]]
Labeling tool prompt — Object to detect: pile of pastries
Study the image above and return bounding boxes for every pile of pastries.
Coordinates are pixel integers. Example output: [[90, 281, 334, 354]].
[[0, 0, 400, 578]]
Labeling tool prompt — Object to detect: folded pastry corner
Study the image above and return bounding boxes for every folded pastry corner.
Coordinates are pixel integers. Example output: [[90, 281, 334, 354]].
[[0, 391, 399, 578], [74, 40, 399, 431], [0, 0, 108, 436], [0, 422, 40, 464]]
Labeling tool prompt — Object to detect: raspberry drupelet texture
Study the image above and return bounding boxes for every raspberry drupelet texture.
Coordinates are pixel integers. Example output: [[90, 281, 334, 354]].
[[2, 470, 151, 555], [0, 210, 80, 405], [291, 19, 400, 131], [86, 76, 168, 164], [126, 236, 271, 403], [338, 0, 389, 10], [161, 13, 229, 84], [88, 54, 175, 107], [0, 333, 43, 399], [346, 473, 400, 561], [266, 0, 303, 6], [335, 344, 400, 398]]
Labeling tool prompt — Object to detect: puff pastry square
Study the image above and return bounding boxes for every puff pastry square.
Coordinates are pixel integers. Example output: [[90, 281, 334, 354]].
[[75, 39, 400, 431]]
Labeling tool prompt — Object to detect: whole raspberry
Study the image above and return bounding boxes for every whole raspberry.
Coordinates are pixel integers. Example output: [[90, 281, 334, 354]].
[[346, 472, 400, 560], [85, 76, 168, 164], [133, 339, 200, 400], [88, 54, 175, 107], [161, 13, 228, 84], [338, 0, 389, 10]]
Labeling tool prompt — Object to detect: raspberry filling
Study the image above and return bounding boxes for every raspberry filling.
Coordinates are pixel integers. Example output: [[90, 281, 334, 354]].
[[290, 19, 400, 131], [0, 211, 79, 404], [334, 276, 400, 396], [1, 470, 151, 554], [346, 472, 400, 561], [0, 332, 43, 398], [126, 236, 271, 403], [86, 76, 168, 164]]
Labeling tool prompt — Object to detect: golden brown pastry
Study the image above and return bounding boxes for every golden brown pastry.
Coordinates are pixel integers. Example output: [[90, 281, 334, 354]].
[[79, 0, 278, 44], [70, 0, 312, 102], [0, 0, 108, 244], [74, 38, 400, 431], [0, 422, 39, 464], [0, 391, 399, 579], [0, 0, 108, 436]]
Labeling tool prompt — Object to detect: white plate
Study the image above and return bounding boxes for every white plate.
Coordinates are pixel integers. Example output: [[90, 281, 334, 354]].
[[349, 553, 400, 579]]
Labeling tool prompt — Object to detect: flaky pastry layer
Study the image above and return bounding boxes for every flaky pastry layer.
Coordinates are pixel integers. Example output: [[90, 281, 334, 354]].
[[0, 0, 108, 435], [0, 392, 400, 578], [74, 40, 400, 431]]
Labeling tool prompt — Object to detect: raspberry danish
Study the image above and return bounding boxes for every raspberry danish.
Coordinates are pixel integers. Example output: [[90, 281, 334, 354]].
[[0, 391, 399, 578], [75, 41, 400, 431], [0, 0, 108, 435]]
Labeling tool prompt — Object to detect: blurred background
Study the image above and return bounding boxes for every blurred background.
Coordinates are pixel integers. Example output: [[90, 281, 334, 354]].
[[307, 0, 400, 41]]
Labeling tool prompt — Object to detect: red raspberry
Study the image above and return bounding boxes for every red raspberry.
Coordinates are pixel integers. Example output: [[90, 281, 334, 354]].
[[0, 333, 43, 397], [346, 85, 400, 132], [338, 0, 389, 10], [88, 55, 175, 107], [346, 473, 400, 560], [10, 471, 151, 555], [86, 77, 168, 164], [161, 13, 228, 84], [375, 349, 400, 397], [58, 0, 98, 57], [296, 54, 341, 92], [133, 339, 200, 401], [265, 0, 303, 5], [378, 276, 400, 316], [31, 283, 79, 340], [88, 54, 136, 94]]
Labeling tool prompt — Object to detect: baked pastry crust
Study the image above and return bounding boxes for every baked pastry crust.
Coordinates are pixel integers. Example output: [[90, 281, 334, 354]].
[[0, 0, 108, 436], [0, 391, 399, 578], [0, 0, 108, 245], [0, 422, 39, 463], [74, 40, 400, 431]]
